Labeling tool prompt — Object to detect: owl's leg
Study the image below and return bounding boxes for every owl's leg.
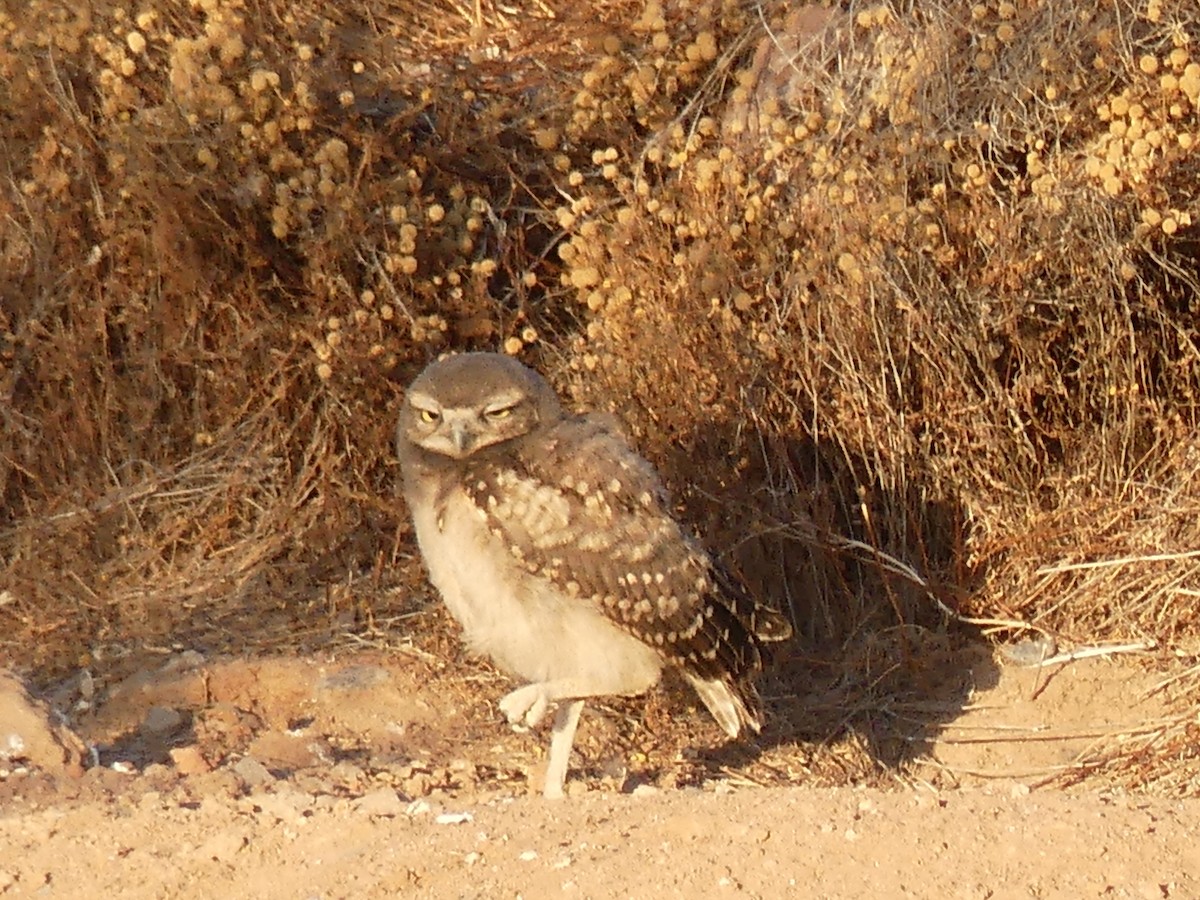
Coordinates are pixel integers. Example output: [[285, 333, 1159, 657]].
[[543, 699, 584, 799]]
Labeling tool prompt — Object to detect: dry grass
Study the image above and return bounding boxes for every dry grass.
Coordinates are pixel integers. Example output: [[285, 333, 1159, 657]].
[[3, 0, 1200, 792]]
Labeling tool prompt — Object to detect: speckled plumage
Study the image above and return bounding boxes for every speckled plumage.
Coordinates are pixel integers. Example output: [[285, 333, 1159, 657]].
[[396, 352, 790, 797]]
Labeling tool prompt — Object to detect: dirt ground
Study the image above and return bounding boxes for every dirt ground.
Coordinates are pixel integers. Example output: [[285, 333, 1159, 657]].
[[2, 638, 1198, 899]]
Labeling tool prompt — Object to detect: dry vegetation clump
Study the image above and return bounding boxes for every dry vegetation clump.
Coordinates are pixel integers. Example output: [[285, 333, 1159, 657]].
[[0, 0, 596, 672], [2, 0, 1200, 791], [543, 0, 1200, 788]]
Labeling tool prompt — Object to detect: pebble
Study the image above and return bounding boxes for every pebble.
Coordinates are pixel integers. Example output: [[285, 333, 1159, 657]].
[[232, 756, 274, 787], [141, 705, 184, 735], [251, 789, 313, 825], [169, 745, 211, 775], [354, 788, 406, 818], [326, 760, 365, 785], [999, 635, 1057, 666], [160, 650, 207, 673], [315, 666, 390, 694], [247, 731, 329, 770]]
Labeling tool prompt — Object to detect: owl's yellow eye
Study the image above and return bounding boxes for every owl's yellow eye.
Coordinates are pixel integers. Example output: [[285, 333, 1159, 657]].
[[485, 406, 513, 420], [419, 408, 440, 423]]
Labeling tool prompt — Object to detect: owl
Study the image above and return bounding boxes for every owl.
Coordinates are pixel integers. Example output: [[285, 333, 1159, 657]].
[[396, 352, 791, 797]]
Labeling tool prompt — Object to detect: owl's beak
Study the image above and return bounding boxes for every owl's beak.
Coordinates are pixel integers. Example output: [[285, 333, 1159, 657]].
[[448, 421, 472, 456]]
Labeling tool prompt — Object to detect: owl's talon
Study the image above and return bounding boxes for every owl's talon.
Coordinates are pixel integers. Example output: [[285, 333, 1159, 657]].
[[500, 684, 551, 728]]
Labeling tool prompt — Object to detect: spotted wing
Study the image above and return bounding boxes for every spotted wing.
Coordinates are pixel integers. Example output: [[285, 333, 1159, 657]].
[[461, 414, 776, 683]]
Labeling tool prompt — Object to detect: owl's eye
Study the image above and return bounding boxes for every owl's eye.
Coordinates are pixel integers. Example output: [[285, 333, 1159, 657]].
[[419, 408, 440, 424], [485, 406, 514, 421]]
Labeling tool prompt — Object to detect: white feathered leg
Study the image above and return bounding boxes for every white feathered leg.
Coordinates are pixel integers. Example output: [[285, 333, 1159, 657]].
[[497, 677, 657, 797], [543, 699, 585, 799]]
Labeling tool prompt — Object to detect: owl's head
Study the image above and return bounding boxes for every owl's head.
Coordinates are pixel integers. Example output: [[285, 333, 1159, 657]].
[[398, 352, 563, 459]]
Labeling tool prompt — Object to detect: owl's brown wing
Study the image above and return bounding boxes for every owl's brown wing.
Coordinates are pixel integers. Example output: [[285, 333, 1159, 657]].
[[461, 413, 785, 684]]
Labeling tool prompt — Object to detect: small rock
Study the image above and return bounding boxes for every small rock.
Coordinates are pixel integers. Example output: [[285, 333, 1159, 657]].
[[253, 788, 313, 825], [999, 635, 1057, 666], [402, 769, 434, 797], [195, 702, 260, 744], [289, 771, 331, 795], [311, 795, 339, 813], [110, 760, 136, 774], [247, 730, 329, 770], [142, 705, 184, 735], [232, 756, 274, 787], [435, 811, 473, 825], [169, 745, 211, 775], [0, 669, 87, 777], [327, 760, 365, 787], [143, 762, 173, 780], [160, 650, 206, 674], [315, 665, 390, 694], [354, 788, 406, 818]]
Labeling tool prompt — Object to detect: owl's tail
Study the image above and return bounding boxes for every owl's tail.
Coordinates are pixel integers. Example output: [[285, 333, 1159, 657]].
[[683, 672, 763, 738]]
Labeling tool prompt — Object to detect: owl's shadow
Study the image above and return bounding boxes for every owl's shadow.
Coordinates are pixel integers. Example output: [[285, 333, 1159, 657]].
[[641, 420, 1001, 784]]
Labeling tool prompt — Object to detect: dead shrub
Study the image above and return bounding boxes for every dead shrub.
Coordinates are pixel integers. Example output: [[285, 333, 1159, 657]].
[[2, 0, 1200, 791]]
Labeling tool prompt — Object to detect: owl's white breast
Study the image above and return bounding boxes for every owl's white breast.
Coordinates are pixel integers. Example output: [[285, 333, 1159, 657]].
[[409, 485, 663, 695]]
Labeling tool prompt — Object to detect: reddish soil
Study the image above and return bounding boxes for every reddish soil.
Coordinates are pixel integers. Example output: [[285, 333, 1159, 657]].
[[2, 644, 1196, 898]]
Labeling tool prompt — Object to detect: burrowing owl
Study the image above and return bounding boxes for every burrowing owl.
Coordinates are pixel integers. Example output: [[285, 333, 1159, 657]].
[[396, 352, 791, 797]]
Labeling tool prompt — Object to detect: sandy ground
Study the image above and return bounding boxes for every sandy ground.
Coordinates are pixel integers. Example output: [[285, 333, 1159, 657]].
[[2, 645, 1197, 898]]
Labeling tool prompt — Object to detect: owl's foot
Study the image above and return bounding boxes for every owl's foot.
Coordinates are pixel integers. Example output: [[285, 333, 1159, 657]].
[[499, 683, 551, 729]]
